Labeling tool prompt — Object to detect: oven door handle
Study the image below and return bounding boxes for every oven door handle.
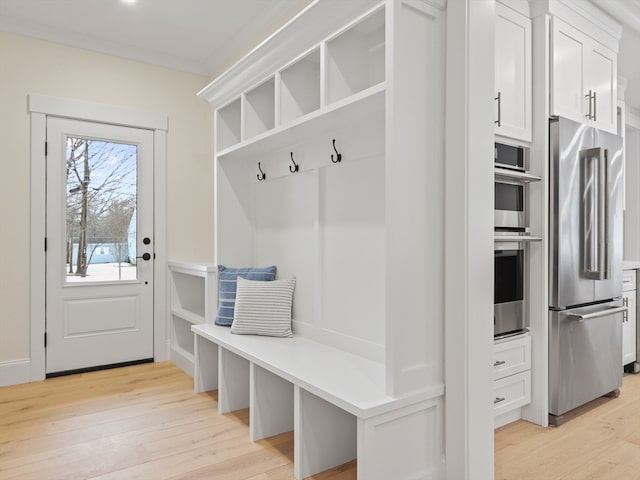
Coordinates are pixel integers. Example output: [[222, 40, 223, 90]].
[[568, 305, 627, 322]]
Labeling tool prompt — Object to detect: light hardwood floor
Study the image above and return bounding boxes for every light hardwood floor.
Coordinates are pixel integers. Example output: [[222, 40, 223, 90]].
[[5, 362, 638, 480], [0, 362, 356, 480], [495, 373, 640, 480]]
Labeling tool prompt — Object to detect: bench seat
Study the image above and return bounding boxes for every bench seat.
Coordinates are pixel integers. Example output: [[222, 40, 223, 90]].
[[191, 323, 429, 418]]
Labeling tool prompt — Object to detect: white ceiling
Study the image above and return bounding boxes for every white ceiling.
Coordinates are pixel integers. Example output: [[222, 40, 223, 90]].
[[0, 0, 638, 110], [0, 0, 313, 77]]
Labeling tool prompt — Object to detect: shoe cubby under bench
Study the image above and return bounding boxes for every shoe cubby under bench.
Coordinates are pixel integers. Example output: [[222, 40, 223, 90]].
[[192, 323, 444, 480]]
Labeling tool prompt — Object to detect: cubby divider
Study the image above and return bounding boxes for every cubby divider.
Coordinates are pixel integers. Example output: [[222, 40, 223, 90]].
[[194, 333, 218, 393], [218, 348, 250, 414], [250, 364, 294, 441], [279, 48, 321, 125], [294, 386, 357, 479], [244, 77, 275, 139]]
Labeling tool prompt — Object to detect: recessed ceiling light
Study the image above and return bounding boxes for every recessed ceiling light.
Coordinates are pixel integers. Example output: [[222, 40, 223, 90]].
[[121, 0, 137, 5]]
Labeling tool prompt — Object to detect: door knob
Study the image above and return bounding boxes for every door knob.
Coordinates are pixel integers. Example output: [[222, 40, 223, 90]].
[[137, 253, 151, 261]]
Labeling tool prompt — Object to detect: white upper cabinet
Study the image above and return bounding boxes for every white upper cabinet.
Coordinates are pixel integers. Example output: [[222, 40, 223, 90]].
[[550, 16, 617, 134], [495, 2, 532, 142]]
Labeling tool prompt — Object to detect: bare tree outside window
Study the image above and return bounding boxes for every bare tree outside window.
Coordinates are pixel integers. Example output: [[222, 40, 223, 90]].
[[65, 137, 137, 282]]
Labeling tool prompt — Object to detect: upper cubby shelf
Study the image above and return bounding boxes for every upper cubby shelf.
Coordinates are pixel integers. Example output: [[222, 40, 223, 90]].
[[326, 7, 385, 104], [216, 98, 241, 152], [213, 4, 386, 155], [218, 83, 385, 161]]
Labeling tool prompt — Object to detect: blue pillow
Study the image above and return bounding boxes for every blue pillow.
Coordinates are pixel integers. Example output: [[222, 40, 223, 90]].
[[215, 265, 277, 326]]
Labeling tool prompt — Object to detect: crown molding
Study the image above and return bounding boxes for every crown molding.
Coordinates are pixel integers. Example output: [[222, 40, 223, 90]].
[[197, 0, 380, 107], [590, 0, 640, 33]]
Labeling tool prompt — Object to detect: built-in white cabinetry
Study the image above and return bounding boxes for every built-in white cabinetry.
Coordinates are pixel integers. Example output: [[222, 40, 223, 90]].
[[623, 269, 637, 368], [197, 1, 447, 478], [550, 16, 618, 134], [495, 2, 532, 142], [168, 261, 217, 377], [493, 335, 531, 428]]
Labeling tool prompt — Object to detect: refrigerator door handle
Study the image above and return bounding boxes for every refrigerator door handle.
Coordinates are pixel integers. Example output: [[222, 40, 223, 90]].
[[568, 305, 627, 322], [599, 147, 609, 280], [581, 147, 607, 280]]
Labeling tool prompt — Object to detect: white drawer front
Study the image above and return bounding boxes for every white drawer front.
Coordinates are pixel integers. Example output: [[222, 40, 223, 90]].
[[493, 335, 531, 380], [493, 370, 531, 417], [623, 270, 636, 292]]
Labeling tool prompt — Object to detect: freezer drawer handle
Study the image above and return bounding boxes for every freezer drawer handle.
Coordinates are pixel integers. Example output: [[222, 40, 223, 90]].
[[568, 305, 627, 322]]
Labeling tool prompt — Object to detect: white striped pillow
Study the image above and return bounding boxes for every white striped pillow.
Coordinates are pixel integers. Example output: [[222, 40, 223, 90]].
[[231, 277, 296, 337]]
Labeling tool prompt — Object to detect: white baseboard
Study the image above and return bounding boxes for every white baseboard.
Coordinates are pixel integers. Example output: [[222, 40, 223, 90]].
[[0, 358, 31, 387], [159, 339, 171, 362], [170, 347, 194, 378], [494, 408, 522, 429]]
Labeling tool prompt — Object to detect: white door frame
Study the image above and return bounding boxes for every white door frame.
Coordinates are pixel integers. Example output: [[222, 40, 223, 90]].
[[29, 94, 168, 381]]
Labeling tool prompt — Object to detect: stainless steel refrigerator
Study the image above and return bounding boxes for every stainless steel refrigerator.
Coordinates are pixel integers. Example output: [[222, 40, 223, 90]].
[[548, 116, 626, 426]]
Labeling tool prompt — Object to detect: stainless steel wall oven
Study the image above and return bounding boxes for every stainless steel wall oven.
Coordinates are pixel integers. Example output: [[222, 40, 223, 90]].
[[495, 142, 525, 171], [495, 179, 525, 231], [494, 244, 527, 337], [495, 142, 529, 232]]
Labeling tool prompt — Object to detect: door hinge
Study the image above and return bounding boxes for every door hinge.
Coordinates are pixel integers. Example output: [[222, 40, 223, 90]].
[[44, 332, 47, 348], [45, 141, 48, 157], [44, 237, 47, 251]]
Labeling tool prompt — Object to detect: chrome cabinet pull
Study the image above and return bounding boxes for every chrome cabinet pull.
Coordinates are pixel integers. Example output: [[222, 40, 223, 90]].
[[593, 90, 597, 122], [494, 397, 506, 404], [623, 297, 629, 322], [585, 90, 593, 120], [495, 91, 501, 126], [493, 360, 506, 367]]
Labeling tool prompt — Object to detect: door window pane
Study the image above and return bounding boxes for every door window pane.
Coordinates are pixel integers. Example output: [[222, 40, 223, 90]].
[[65, 137, 137, 283]]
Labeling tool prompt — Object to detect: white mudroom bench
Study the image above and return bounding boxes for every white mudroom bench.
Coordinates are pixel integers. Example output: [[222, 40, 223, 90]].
[[191, 323, 444, 480]]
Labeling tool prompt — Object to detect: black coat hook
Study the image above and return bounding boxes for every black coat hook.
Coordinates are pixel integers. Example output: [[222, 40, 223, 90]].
[[289, 152, 299, 173], [331, 139, 342, 163], [257, 162, 266, 181]]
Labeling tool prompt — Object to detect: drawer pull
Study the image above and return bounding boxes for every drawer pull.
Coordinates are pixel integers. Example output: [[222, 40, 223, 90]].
[[494, 397, 506, 404], [494, 360, 506, 367]]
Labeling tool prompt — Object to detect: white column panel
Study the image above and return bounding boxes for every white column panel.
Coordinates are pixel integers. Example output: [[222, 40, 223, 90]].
[[385, 0, 445, 397], [444, 0, 495, 478]]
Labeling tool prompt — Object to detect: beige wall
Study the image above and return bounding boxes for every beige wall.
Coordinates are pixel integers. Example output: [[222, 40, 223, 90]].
[[0, 32, 214, 363]]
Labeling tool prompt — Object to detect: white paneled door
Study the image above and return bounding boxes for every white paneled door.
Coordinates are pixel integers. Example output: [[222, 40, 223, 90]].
[[45, 118, 154, 374]]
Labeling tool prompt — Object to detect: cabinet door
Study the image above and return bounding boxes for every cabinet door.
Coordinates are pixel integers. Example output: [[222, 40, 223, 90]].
[[551, 17, 618, 135], [623, 291, 637, 365], [495, 3, 531, 141], [585, 42, 617, 134], [550, 17, 587, 125]]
